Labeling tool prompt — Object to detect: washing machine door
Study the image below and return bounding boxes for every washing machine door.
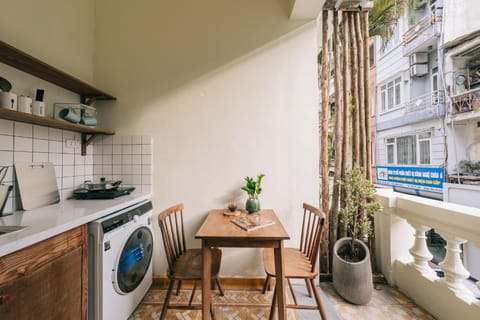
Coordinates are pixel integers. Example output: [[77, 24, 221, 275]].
[[114, 225, 154, 294]]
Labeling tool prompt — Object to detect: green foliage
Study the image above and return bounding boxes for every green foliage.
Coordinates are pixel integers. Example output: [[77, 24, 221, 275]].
[[241, 174, 266, 199], [339, 166, 381, 259], [459, 160, 480, 175], [369, 0, 415, 49]]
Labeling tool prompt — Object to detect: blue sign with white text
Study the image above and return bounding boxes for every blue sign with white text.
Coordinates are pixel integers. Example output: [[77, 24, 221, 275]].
[[376, 166, 444, 193]]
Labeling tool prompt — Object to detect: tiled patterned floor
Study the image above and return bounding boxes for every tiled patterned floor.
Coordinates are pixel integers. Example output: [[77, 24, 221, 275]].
[[320, 282, 436, 320], [131, 282, 436, 320]]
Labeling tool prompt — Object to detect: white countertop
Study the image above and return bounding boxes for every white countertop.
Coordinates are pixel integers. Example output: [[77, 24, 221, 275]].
[[0, 191, 152, 257]]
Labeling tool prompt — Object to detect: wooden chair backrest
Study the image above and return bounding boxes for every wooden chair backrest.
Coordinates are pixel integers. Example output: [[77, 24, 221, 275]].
[[299, 203, 327, 273], [158, 203, 187, 273]]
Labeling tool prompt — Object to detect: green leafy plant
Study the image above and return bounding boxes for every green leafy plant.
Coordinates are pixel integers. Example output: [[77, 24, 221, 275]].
[[339, 166, 381, 262], [459, 160, 480, 175], [241, 174, 265, 199]]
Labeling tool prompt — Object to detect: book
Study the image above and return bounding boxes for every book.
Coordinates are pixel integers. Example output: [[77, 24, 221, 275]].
[[231, 215, 275, 231]]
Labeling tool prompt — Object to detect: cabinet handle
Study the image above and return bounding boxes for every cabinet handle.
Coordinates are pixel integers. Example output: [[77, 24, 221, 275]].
[[0, 294, 11, 304]]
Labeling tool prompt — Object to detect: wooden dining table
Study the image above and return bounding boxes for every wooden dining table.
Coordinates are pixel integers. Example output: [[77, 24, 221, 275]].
[[195, 209, 290, 320]]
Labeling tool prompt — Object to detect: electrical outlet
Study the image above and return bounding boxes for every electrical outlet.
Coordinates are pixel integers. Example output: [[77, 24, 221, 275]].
[[65, 139, 76, 149]]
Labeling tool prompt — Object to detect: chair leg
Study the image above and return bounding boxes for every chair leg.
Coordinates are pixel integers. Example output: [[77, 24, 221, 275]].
[[305, 278, 313, 297], [189, 280, 197, 306], [216, 278, 225, 296], [310, 278, 328, 320], [210, 302, 216, 320], [176, 280, 182, 296], [160, 279, 175, 320], [262, 274, 271, 294], [287, 278, 298, 305], [269, 284, 277, 320]]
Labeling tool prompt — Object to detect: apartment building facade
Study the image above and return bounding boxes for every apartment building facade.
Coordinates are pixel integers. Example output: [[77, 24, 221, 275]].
[[375, 0, 445, 200]]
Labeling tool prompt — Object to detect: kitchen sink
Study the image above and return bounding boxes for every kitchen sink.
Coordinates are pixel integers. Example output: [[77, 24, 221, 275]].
[[0, 225, 27, 236]]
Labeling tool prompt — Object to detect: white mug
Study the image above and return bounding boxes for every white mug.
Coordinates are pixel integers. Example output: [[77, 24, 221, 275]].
[[32, 101, 45, 116], [0, 92, 17, 110], [17, 96, 32, 113]]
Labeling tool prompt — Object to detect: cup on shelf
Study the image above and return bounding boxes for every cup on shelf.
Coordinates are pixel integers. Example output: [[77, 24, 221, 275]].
[[59, 107, 80, 123], [32, 101, 45, 116], [17, 95, 32, 113], [80, 114, 97, 126], [0, 92, 17, 110]]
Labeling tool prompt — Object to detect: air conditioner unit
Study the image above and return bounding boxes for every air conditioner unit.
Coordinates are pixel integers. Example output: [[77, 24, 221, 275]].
[[410, 64, 429, 77], [410, 52, 428, 65]]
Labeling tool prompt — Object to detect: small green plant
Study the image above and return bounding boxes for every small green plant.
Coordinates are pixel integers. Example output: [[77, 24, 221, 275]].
[[241, 174, 265, 199], [339, 166, 381, 262], [459, 160, 480, 175]]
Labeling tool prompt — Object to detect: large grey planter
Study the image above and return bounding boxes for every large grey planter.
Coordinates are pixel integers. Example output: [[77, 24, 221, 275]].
[[332, 237, 373, 305]]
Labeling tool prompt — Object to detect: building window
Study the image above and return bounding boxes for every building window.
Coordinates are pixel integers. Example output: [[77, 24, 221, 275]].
[[386, 138, 395, 164], [369, 43, 375, 68], [384, 132, 432, 165], [418, 132, 432, 164], [431, 66, 438, 92], [380, 77, 402, 112], [397, 135, 416, 165]]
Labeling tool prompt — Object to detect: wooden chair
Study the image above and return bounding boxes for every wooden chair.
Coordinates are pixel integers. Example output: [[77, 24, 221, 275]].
[[158, 203, 224, 320], [262, 203, 328, 320]]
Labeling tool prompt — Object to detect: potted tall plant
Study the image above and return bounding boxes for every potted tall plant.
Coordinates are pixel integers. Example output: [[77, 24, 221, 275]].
[[241, 173, 265, 213], [332, 166, 381, 305]]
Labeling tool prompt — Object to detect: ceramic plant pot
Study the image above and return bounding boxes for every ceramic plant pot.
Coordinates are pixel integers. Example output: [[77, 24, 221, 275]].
[[245, 198, 261, 213], [332, 237, 373, 305]]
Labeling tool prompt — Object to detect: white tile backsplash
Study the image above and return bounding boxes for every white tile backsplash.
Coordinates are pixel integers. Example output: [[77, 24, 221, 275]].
[[0, 118, 153, 213], [63, 154, 75, 166], [122, 145, 132, 154], [0, 135, 13, 151], [49, 141, 62, 153], [0, 151, 13, 166], [33, 152, 49, 163], [132, 144, 142, 155], [33, 125, 49, 139], [132, 135, 142, 144], [14, 123, 32, 138], [0, 119, 13, 135], [14, 151, 33, 163], [49, 153, 62, 165], [49, 128, 62, 141], [132, 154, 142, 165], [14, 137, 33, 152], [33, 139, 48, 152], [90, 132, 152, 190]]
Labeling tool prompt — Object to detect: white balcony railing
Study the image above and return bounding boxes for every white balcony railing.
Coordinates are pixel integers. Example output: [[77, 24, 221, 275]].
[[375, 188, 480, 320], [405, 90, 444, 113]]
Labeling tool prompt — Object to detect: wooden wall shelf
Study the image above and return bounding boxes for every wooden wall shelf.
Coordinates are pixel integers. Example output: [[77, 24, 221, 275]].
[[0, 108, 114, 155], [0, 40, 116, 102]]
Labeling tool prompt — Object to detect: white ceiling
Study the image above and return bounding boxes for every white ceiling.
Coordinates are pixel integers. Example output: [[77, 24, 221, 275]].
[[289, 0, 326, 19]]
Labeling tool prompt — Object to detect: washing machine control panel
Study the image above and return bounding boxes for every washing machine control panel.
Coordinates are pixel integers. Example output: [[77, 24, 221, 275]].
[[101, 201, 153, 233]]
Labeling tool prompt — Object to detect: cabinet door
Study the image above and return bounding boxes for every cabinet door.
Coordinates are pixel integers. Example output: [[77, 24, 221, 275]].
[[0, 247, 82, 320], [0, 281, 16, 319]]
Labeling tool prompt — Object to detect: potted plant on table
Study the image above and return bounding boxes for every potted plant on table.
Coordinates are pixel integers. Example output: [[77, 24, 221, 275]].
[[241, 173, 265, 213], [332, 166, 381, 305]]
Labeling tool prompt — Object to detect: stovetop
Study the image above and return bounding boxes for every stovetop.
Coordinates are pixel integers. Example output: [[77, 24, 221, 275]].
[[73, 187, 136, 199]]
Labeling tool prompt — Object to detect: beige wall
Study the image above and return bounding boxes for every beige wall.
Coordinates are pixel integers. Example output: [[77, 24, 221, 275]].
[[0, 0, 95, 83], [0, 0, 94, 117], [95, 0, 321, 276]]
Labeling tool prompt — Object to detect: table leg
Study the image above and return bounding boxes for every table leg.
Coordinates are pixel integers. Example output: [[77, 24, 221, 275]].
[[202, 240, 212, 320], [274, 241, 286, 320]]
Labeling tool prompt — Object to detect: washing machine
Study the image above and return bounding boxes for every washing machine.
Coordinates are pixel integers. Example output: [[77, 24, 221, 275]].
[[88, 200, 154, 320]]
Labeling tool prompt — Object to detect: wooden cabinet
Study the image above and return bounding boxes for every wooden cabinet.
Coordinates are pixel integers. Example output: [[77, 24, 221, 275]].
[[0, 226, 87, 320]]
